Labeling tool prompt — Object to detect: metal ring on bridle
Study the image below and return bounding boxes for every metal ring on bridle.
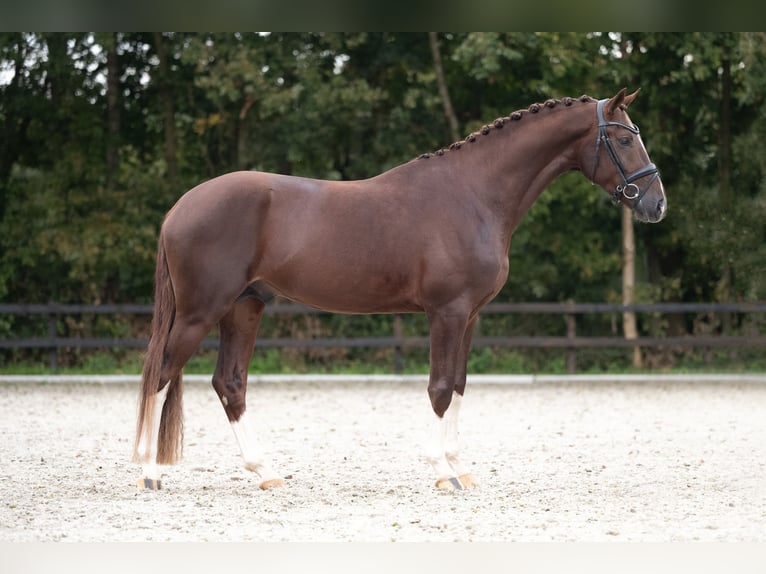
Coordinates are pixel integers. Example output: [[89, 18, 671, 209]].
[[617, 183, 640, 200]]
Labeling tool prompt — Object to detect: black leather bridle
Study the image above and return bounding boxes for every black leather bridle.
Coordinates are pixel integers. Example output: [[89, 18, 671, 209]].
[[591, 98, 660, 206]]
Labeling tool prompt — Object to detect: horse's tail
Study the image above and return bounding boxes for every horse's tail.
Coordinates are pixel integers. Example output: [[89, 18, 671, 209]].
[[132, 233, 184, 465]]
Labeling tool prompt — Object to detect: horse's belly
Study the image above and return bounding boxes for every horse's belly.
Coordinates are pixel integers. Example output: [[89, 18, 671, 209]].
[[269, 284, 423, 314], [259, 263, 423, 314]]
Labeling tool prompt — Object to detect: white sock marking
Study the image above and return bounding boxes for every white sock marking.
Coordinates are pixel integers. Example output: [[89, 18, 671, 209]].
[[443, 393, 469, 476], [230, 410, 281, 482], [424, 392, 465, 481]]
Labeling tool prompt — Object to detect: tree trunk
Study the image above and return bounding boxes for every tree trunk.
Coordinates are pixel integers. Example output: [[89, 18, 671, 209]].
[[0, 33, 29, 221], [622, 204, 642, 367], [236, 93, 255, 170], [718, 40, 733, 332], [617, 34, 642, 368], [428, 32, 460, 142], [105, 33, 121, 188], [153, 32, 178, 182]]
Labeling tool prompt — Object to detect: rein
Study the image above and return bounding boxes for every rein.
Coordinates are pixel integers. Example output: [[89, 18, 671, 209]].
[[591, 98, 660, 206]]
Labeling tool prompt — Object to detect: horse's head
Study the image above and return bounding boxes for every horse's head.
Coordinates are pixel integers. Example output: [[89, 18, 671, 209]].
[[586, 88, 666, 223]]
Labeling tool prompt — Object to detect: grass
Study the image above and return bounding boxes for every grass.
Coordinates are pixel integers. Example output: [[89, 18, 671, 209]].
[[2, 346, 765, 376]]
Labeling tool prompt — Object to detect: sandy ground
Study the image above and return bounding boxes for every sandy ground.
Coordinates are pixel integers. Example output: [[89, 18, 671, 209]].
[[0, 378, 764, 542]]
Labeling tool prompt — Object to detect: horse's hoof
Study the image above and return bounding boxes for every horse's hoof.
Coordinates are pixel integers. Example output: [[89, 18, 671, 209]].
[[259, 478, 285, 490], [458, 473, 479, 489], [137, 477, 162, 490], [435, 477, 464, 491]]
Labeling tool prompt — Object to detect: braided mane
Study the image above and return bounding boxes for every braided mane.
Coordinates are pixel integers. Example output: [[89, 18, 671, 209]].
[[417, 94, 596, 160]]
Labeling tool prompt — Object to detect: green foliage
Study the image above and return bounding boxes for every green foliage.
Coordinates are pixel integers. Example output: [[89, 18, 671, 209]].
[[1, 33, 765, 371], [504, 174, 623, 302]]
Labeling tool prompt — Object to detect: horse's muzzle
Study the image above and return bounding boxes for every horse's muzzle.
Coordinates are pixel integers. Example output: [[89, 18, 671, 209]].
[[633, 186, 667, 223]]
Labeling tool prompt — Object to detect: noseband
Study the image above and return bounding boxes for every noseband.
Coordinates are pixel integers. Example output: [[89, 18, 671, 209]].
[[591, 98, 660, 205]]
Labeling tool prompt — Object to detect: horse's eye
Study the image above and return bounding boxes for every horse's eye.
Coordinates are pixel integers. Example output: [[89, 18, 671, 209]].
[[618, 136, 632, 146]]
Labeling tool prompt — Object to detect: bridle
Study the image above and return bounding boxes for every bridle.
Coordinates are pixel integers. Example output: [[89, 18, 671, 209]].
[[590, 98, 660, 205]]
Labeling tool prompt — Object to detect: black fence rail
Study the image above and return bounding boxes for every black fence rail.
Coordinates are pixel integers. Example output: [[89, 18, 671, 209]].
[[2, 301, 765, 372]]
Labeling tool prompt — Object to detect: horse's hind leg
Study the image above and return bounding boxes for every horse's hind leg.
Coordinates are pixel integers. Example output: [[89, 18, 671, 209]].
[[136, 383, 170, 489], [213, 295, 284, 490], [137, 313, 219, 489]]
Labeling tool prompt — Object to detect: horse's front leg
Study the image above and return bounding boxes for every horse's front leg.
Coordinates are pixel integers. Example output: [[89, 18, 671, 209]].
[[424, 309, 479, 491], [214, 297, 284, 490]]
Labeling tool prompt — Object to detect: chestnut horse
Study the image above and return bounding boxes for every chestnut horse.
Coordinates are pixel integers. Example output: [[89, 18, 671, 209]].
[[134, 88, 666, 491]]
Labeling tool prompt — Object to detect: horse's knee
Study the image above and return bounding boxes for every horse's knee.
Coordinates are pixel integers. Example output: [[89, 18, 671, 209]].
[[212, 372, 247, 421], [428, 377, 454, 418]]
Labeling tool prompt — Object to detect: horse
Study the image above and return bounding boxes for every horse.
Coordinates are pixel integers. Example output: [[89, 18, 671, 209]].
[[133, 88, 666, 491]]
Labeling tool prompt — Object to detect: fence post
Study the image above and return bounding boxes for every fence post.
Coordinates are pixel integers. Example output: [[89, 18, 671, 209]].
[[393, 314, 404, 374], [48, 305, 58, 372], [565, 299, 576, 374]]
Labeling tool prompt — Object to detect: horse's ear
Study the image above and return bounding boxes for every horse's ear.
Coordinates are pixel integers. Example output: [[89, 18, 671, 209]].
[[605, 87, 629, 117], [623, 88, 641, 108]]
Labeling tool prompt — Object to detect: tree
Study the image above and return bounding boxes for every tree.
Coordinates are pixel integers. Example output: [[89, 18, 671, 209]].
[[1, 32, 764, 316], [0, 33, 31, 223], [103, 33, 121, 187], [622, 204, 641, 366], [428, 32, 459, 142], [152, 32, 178, 182]]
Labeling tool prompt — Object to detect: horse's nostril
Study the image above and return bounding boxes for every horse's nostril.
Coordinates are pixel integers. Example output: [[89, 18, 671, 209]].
[[654, 197, 667, 221]]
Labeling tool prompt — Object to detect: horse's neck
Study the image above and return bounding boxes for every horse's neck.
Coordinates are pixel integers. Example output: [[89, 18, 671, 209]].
[[469, 105, 592, 232]]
